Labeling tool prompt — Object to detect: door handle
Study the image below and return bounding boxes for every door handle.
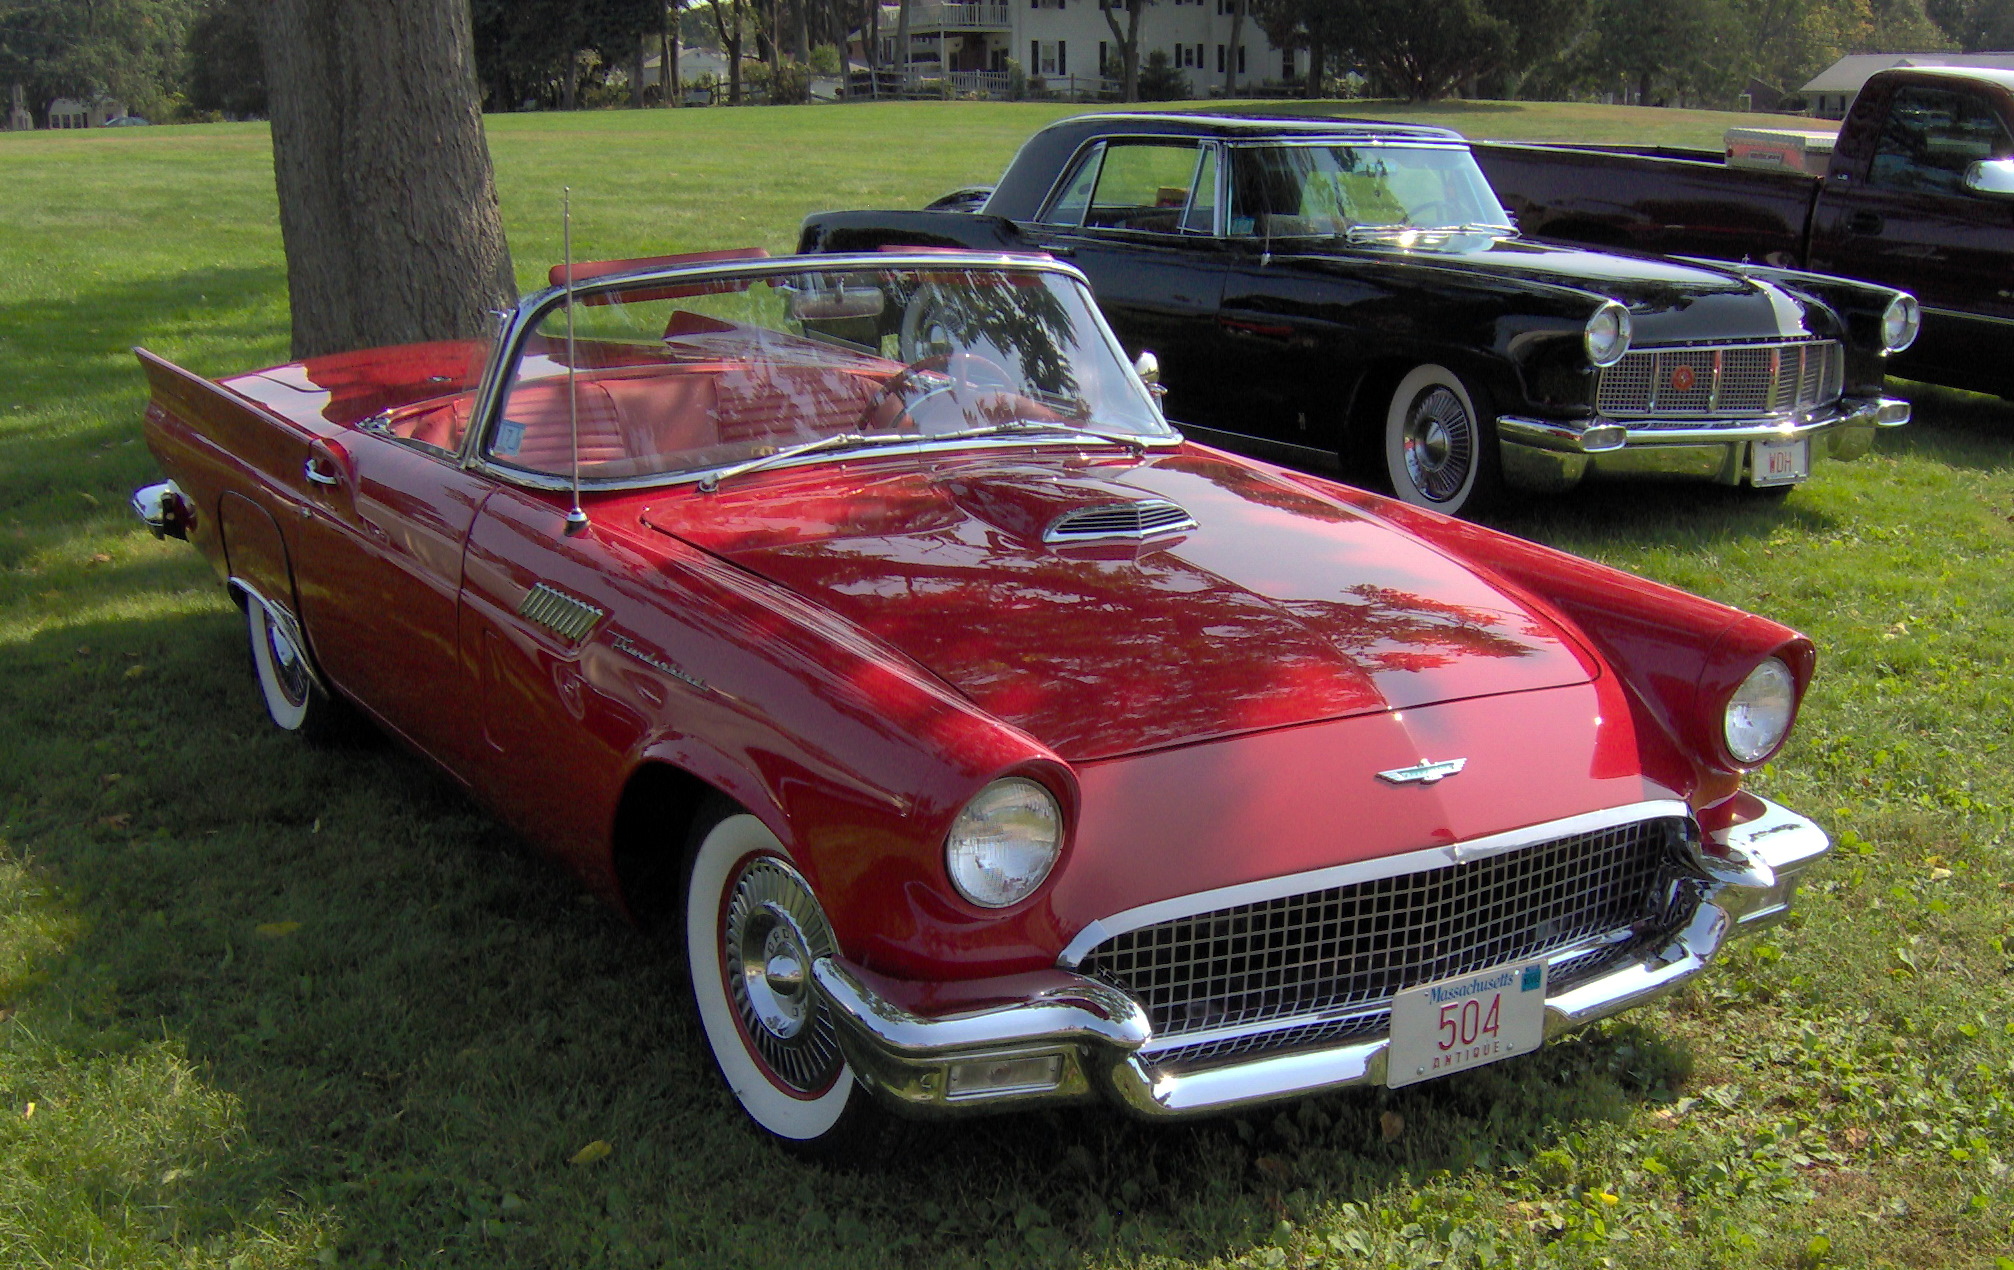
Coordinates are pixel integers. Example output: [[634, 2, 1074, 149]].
[[1219, 315, 1295, 339], [1846, 210, 1884, 235], [304, 456, 341, 486]]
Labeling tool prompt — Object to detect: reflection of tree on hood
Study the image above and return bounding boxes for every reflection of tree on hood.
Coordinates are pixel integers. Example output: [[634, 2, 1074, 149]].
[[901, 273, 1084, 409]]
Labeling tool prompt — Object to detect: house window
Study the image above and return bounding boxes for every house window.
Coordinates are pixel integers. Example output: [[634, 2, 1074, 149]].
[[1283, 49, 1295, 80], [1099, 41, 1109, 76], [1216, 45, 1224, 74], [1034, 40, 1063, 76]]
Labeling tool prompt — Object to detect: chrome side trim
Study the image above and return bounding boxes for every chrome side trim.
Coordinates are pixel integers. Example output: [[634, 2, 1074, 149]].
[[1055, 799, 1691, 968]]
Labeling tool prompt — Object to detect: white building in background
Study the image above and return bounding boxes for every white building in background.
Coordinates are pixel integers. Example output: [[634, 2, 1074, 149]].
[[874, 0, 1305, 98], [1800, 51, 2014, 118]]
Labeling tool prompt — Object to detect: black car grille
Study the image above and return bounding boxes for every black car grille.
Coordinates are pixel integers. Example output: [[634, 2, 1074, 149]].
[[1596, 341, 1843, 422], [1078, 817, 1699, 1072]]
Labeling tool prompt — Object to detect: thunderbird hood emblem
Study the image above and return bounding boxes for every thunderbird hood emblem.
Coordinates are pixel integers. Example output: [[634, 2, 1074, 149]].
[[1377, 758, 1467, 785]]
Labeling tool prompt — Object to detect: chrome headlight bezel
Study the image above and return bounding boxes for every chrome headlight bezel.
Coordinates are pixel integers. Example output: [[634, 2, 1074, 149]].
[[1723, 657, 1797, 766], [1880, 293, 1921, 354], [944, 777, 1064, 909], [1584, 302, 1633, 369]]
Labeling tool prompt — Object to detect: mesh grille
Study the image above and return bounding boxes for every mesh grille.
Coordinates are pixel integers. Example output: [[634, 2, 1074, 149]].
[[1044, 500, 1196, 543], [1080, 818, 1695, 1067], [1596, 341, 1843, 422]]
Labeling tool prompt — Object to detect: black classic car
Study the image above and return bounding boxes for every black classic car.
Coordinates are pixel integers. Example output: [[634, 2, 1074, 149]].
[[800, 114, 1922, 517]]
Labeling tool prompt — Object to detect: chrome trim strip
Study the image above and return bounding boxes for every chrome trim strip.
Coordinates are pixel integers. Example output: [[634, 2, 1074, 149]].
[[811, 960, 1151, 1057], [1055, 799, 1692, 968]]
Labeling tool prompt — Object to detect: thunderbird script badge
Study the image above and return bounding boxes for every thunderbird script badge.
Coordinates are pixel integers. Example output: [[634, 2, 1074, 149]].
[[1377, 758, 1467, 786]]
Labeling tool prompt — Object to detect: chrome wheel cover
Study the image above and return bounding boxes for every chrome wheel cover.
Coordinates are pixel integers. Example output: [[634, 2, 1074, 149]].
[[720, 857, 844, 1095], [264, 613, 312, 708], [1401, 385, 1475, 504]]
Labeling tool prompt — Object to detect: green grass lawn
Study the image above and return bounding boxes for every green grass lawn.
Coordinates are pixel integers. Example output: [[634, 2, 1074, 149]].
[[0, 99, 2007, 1270]]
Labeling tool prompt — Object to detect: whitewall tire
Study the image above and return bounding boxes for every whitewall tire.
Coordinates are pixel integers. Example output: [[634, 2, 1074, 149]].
[[1382, 364, 1500, 517], [685, 809, 864, 1147], [246, 597, 322, 734]]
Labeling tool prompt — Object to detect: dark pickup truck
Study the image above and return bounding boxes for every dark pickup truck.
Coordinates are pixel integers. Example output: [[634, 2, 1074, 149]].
[[1475, 67, 2014, 397]]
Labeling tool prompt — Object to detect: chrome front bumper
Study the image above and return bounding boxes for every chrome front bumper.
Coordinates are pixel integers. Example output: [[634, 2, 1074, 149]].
[[1496, 396, 1910, 494], [810, 797, 1829, 1120]]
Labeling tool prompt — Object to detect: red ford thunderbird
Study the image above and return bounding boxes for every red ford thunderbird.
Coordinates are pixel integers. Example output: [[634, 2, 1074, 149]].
[[133, 249, 1828, 1148]]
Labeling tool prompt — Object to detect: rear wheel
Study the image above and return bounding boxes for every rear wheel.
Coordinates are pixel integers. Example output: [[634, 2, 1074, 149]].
[[245, 596, 349, 741], [684, 805, 872, 1151], [1380, 364, 1501, 518]]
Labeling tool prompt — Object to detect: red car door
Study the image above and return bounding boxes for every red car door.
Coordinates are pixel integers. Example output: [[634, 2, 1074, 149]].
[[290, 429, 494, 772]]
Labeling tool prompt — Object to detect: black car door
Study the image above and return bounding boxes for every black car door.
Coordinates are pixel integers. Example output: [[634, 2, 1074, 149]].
[[1015, 138, 1231, 428]]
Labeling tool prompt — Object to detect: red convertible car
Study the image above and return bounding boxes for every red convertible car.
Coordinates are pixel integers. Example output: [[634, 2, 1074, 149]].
[[133, 250, 1829, 1147]]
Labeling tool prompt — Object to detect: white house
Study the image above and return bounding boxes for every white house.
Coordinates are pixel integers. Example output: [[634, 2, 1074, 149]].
[[1800, 51, 2014, 118], [44, 96, 130, 128], [873, 0, 1304, 98]]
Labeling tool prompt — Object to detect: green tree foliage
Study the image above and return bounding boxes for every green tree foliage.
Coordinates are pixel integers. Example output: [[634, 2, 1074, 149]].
[[1135, 47, 1189, 100], [185, 0, 263, 117], [1925, 0, 2014, 49], [0, 0, 196, 122], [1250, 0, 1587, 101], [471, 0, 664, 110]]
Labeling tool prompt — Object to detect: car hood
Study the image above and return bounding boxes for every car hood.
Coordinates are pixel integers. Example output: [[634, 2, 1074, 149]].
[[1283, 235, 1813, 339], [639, 447, 1596, 761]]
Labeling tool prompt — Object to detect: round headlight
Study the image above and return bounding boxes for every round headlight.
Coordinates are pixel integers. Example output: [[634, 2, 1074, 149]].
[[1584, 302, 1633, 368], [1880, 293, 1921, 353], [1724, 658, 1797, 765], [944, 777, 1062, 908]]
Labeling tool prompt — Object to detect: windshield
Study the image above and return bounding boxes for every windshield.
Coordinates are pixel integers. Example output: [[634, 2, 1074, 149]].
[[486, 262, 1169, 483], [1228, 144, 1511, 238]]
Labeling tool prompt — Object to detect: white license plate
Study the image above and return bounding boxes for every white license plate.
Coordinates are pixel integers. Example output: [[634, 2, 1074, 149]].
[[1386, 960, 1548, 1089], [1751, 437, 1811, 486]]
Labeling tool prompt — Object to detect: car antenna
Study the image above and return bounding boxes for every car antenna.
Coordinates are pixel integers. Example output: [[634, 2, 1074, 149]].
[[561, 187, 590, 537]]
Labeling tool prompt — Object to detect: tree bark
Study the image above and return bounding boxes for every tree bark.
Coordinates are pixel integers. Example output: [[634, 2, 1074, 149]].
[[894, 0, 912, 94], [257, 0, 516, 361], [1102, 1, 1144, 102], [1223, 0, 1245, 97]]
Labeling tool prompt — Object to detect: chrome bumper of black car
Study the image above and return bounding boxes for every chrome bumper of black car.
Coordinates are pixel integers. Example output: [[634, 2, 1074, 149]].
[[810, 797, 1829, 1120], [1496, 397, 1909, 494]]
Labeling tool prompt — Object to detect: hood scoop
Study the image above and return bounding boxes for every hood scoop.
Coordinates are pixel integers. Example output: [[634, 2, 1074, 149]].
[[1043, 498, 1197, 544]]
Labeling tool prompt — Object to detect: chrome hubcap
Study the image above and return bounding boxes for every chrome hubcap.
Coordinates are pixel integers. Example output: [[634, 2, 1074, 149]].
[[265, 614, 311, 707], [1402, 386, 1474, 503], [722, 858, 844, 1094]]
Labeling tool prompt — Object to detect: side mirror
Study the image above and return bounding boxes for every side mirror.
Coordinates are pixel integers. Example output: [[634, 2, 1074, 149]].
[[1134, 349, 1168, 413], [1963, 157, 2014, 198]]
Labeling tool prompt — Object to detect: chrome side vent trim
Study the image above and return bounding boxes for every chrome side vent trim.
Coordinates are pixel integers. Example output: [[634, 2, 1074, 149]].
[[518, 584, 604, 643], [1043, 499, 1196, 544]]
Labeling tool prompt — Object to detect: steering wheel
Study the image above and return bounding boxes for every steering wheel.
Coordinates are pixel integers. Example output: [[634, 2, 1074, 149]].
[[1405, 200, 1462, 228], [862, 350, 1016, 432]]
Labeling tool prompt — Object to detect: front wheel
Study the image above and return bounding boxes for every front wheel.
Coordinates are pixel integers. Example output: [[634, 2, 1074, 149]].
[[1380, 364, 1501, 518], [684, 806, 871, 1151]]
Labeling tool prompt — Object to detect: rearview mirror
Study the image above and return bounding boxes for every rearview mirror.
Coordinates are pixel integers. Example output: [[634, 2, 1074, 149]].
[[784, 283, 886, 321], [1963, 157, 2014, 198], [1134, 349, 1168, 414]]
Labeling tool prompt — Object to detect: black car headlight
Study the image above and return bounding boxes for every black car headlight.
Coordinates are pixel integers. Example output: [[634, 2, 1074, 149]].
[[945, 778, 1062, 908], [1880, 294, 1921, 354], [1584, 302, 1633, 368]]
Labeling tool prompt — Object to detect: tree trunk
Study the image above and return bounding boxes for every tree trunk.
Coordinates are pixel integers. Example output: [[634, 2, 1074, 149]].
[[1102, 1, 1142, 103], [867, 0, 880, 96], [665, 5, 678, 106], [894, 0, 912, 95], [1223, 0, 1244, 97], [256, 0, 515, 361], [632, 35, 647, 106], [1304, 27, 1324, 99]]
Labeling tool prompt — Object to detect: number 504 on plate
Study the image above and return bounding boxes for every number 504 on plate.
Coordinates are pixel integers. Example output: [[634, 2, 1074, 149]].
[[1386, 960, 1548, 1089]]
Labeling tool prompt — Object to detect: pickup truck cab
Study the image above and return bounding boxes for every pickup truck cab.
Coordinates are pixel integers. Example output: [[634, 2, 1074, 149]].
[[1477, 67, 2014, 397], [803, 113, 1919, 517]]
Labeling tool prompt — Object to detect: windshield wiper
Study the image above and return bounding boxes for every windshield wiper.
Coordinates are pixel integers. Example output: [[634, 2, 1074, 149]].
[[697, 421, 1146, 493]]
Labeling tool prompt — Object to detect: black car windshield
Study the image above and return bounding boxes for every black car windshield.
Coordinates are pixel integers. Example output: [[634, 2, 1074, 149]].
[[1228, 144, 1512, 238], [487, 262, 1170, 483]]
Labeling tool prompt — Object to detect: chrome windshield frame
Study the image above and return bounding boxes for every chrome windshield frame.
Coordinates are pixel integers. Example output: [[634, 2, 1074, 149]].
[[457, 251, 1183, 491]]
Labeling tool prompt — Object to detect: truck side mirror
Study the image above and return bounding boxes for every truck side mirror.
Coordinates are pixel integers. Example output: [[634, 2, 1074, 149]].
[[1963, 158, 2014, 198]]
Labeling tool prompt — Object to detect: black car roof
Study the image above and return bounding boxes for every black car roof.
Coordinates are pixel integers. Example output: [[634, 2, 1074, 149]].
[[1047, 112, 1466, 142]]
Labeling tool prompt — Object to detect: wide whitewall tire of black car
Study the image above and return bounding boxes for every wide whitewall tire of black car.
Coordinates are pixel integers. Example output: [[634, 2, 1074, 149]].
[[1382, 364, 1501, 517], [684, 808, 867, 1149]]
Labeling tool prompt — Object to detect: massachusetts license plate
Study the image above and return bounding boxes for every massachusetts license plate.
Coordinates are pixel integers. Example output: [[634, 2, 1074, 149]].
[[1751, 437, 1811, 486], [1386, 960, 1548, 1089]]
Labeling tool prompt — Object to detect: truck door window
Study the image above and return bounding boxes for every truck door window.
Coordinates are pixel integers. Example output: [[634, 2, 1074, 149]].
[[1869, 86, 2013, 196]]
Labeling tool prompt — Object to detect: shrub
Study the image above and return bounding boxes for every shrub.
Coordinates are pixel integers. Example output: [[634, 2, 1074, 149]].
[[1137, 50, 1190, 102]]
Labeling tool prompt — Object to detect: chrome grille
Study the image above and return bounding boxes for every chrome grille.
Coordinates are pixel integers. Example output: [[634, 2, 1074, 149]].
[[1079, 818, 1695, 1068], [1596, 341, 1843, 422], [1044, 499, 1196, 543]]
